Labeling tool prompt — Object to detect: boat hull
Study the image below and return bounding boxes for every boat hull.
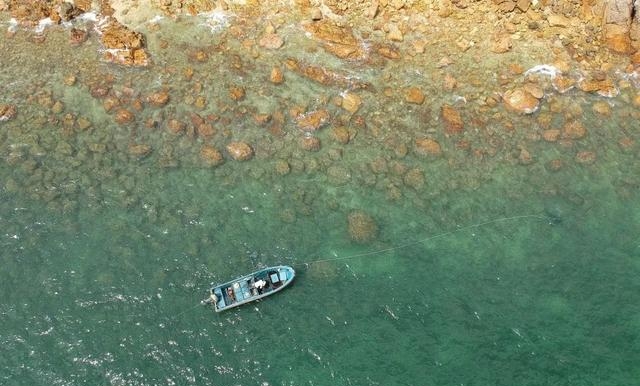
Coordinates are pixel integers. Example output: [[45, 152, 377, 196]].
[[204, 265, 295, 312]]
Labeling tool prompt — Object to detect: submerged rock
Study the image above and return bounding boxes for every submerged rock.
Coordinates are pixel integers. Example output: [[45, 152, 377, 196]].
[[200, 145, 224, 166], [440, 105, 464, 135], [415, 138, 442, 157], [226, 141, 254, 161], [303, 21, 367, 60], [502, 88, 540, 114], [101, 20, 149, 66], [0, 104, 17, 121], [348, 210, 378, 244], [296, 109, 331, 132]]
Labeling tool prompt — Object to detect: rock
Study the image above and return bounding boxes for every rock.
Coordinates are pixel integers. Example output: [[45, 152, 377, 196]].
[[77, 117, 92, 130], [441, 105, 464, 135], [115, 109, 134, 124], [310, 7, 323, 21], [545, 159, 564, 172], [347, 210, 378, 243], [147, 90, 170, 107], [502, 88, 539, 114], [196, 123, 215, 138], [405, 87, 425, 104], [296, 109, 330, 131], [284, 59, 371, 90], [605, 32, 633, 54], [633, 94, 640, 107], [542, 129, 561, 142], [618, 137, 635, 153], [415, 138, 442, 156], [226, 141, 254, 161], [377, 45, 401, 59], [518, 147, 534, 165], [403, 168, 425, 189], [516, 0, 529, 12], [524, 83, 544, 99], [341, 92, 362, 113], [101, 21, 149, 66], [299, 135, 321, 151], [303, 21, 366, 60], [331, 126, 351, 144], [128, 144, 152, 158], [275, 160, 291, 175], [270, 67, 284, 84], [547, 14, 570, 27], [575, 151, 596, 164], [259, 33, 284, 49], [552, 76, 576, 93], [562, 121, 587, 140], [387, 24, 403, 42], [327, 165, 351, 185], [490, 35, 512, 53], [167, 119, 185, 135], [0, 104, 17, 121], [229, 86, 245, 101], [592, 101, 611, 116], [69, 28, 88, 45], [200, 145, 224, 166]]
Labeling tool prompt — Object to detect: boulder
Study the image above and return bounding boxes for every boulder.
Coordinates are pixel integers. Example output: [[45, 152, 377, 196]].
[[128, 144, 152, 158], [270, 67, 284, 84], [341, 92, 362, 113], [0, 104, 17, 121], [226, 141, 254, 161], [303, 21, 366, 60], [259, 33, 284, 49], [441, 104, 464, 135], [415, 138, 442, 156], [299, 135, 321, 152], [147, 90, 170, 107], [502, 88, 539, 114], [562, 121, 587, 140], [405, 87, 425, 104], [348, 210, 378, 244], [296, 109, 330, 131], [200, 145, 224, 166]]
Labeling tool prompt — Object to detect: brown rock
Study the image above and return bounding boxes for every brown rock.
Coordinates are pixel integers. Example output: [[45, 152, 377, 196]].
[[310, 7, 323, 21], [101, 21, 149, 66], [167, 119, 185, 134], [441, 105, 464, 135], [387, 24, 403, 42], [552, 76, 576, 93], [303, 21, 366, 60], [518, 147, 534, 165], [542, 129, 561, 142], [69, 28, 88, 45], [196, 123, 215, 138], [618, 137, 635, 152], [275, 160, 291, 175], [547, 14, 570, 27], [575, 151, 596, 164], [405, 87, 425, 104], [259, 33, 284, 49], [633, 94, 640, 107], [562, 121, 587, 140], [592, 101, 611, 116], [403, 168, 425, 189], [296, 109, 330, 131], [347, 210, 378, 244], [200, 145, 224, 166], [299, 135, 321, 151], [226, 141, 254, 161], [545, 159, 564, 172], [147, 90, 170, 107], [128, 144, 152, 158], [341, 92, 362, 113], [331, 126, 351, 144], [115, 109, 134, 124], [377, 45, 401, 59], [415, 138, 442, 156], [491, 35, 512, 53], [502, 88, 539, 114], [229, 86, 245, 101], [270, 67, 284, 84], [0, 104, 17, 121]]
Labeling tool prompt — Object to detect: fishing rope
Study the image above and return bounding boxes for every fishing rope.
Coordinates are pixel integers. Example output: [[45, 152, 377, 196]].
[[301, 214, 550, 266]]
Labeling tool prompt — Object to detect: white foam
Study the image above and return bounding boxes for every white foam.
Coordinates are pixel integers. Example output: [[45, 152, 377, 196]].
[[199, 9, 232, 33], [524, 64, 561, 78], [7, 18, 18, 33], [35, 17, 55, 34]]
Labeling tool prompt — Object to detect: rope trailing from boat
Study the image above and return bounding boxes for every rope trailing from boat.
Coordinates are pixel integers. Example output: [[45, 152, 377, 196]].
[[301, 214, 551, 266]]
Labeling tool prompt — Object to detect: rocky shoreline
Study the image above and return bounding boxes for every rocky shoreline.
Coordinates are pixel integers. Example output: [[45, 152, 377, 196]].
[[1, 0, 639, 243]]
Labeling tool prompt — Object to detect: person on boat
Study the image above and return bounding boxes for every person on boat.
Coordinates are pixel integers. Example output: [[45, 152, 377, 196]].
[[253, 279, 267, 294], [226, 287, 235, 302]]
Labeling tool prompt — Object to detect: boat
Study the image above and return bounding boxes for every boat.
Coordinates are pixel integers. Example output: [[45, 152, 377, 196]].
[[201, 265, 295, 312]]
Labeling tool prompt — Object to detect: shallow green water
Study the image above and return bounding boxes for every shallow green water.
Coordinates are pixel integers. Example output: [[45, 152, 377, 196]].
[[1, 12, 640, 386]]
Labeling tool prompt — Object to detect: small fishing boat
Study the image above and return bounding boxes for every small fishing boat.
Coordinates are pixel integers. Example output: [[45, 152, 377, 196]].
[[201, 265, 295, 312]]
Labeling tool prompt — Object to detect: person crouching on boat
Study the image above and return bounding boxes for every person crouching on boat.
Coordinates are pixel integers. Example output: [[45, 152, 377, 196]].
[[254, 279, 267, 294], [226, 287, 235, 302]]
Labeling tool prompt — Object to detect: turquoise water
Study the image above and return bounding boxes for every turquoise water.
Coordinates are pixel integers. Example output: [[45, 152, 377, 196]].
[[1, 12, 640, 386]]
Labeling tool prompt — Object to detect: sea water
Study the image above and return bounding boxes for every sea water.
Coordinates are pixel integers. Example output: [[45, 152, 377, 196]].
[[1, 12, 639, 386]]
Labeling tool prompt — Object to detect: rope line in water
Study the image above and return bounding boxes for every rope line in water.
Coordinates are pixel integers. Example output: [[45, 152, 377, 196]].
[[302, 214, 549, 266]]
